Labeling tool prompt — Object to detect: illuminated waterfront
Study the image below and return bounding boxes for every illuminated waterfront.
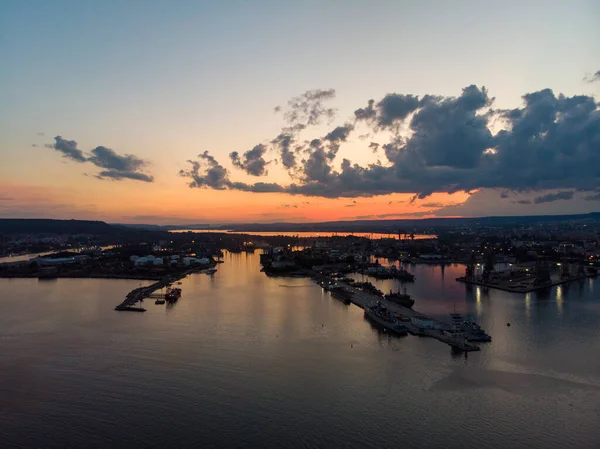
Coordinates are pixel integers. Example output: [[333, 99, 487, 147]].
[[1, 251, 599, 448]]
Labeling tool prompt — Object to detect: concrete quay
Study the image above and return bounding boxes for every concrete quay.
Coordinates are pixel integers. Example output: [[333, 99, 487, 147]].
[[114, 267, 199, 311], [313, 273, 480, 352], [456, 273, 593, 293]]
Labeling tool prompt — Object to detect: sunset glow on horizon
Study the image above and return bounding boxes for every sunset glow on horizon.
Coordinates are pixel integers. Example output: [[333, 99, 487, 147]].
[[1, 1, 598, 224]]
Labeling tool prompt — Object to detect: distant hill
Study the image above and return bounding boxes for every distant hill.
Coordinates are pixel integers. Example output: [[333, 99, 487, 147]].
[[224, 212, 600, 233], [0, 219, 118, 235]]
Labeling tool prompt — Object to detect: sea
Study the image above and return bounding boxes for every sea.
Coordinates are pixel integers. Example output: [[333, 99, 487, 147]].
[[1, 251, 599, 448]]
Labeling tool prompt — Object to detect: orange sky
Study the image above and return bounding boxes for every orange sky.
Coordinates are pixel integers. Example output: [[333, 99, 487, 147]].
[[0, 180, 469, 224]]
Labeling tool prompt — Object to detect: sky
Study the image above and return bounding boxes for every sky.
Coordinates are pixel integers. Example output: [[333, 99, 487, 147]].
[[1, 0, 599, 224]]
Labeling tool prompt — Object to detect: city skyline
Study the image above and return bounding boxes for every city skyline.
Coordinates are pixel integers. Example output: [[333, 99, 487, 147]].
[[1, 0, 599, 224]]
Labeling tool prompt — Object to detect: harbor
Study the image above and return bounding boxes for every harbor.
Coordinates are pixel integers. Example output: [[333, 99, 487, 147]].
[[313, 272, 483, 352], [114, 267, 211, 311]]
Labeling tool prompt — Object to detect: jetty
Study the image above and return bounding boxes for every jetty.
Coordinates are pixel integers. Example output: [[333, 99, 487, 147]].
[[115, 267, 197, 311], [313, 273, 480, 352]]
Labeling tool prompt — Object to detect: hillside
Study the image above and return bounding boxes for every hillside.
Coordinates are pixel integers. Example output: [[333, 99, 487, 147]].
[[0, 219, 118, 235]]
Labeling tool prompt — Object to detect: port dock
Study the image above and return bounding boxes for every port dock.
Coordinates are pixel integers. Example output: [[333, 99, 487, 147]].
[[456, 272, 593, 293], [115, 267, 197, 311], [313, 273, 481, 352]]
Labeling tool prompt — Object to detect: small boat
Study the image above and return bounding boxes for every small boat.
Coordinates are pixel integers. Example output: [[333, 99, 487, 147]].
[[155, 299, 165, 305], [165, 287, 182, 303]]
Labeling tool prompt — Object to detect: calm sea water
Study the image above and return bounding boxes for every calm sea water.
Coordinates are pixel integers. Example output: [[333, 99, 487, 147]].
[[170, 229, 435, 240], [1, 252, 599, 448]]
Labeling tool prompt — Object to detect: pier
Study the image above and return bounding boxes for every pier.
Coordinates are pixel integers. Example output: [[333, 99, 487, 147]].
[[313, 273, 481, 352], [115, 267, 198, 311]]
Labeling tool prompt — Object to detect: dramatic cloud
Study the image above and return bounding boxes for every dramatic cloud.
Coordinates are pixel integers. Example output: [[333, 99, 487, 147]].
[[230, 144, 269, 176], [369, 142, 380, 152], [355, 94, 420, 131], [182, 83, 600, 200], [323, 123, 354, 159], [181, 151, 283, 193], [584, 192, 600, 201], [88, 146, 146, 172], [271, 133, 296, 169], [375, 94, 420, 130], [44, 136, 153, 182], [533, 191, 575, 204], [47, 136, 87, 162], [513, 200, 532, 205]]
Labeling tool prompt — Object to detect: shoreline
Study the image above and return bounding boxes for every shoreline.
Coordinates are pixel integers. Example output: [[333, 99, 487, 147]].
[[456, 274, 593, 293], [0, 273, 177, 281]]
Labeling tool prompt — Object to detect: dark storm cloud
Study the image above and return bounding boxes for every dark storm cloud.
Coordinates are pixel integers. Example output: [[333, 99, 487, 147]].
[[230, 144, 269, 176], [183, 82, 600, 200], [47, 136, 87, 162], [584, 192, 600, 201], [533, 191, 575, 204], [44, 136, 153, 182]]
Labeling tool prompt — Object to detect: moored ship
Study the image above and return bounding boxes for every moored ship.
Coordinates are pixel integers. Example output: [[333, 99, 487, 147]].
[[450, 313, 492, 342], [364, 302, 408, 335], [165, 287, 182, 303], [330, 286, 352, 304], [384, 288, 415, 308]]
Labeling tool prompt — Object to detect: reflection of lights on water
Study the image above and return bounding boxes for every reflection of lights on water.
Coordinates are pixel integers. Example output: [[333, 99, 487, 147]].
[[525, 292, 531, 319], [556, 286, 564, 315], [475, 287, 482, 314]]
